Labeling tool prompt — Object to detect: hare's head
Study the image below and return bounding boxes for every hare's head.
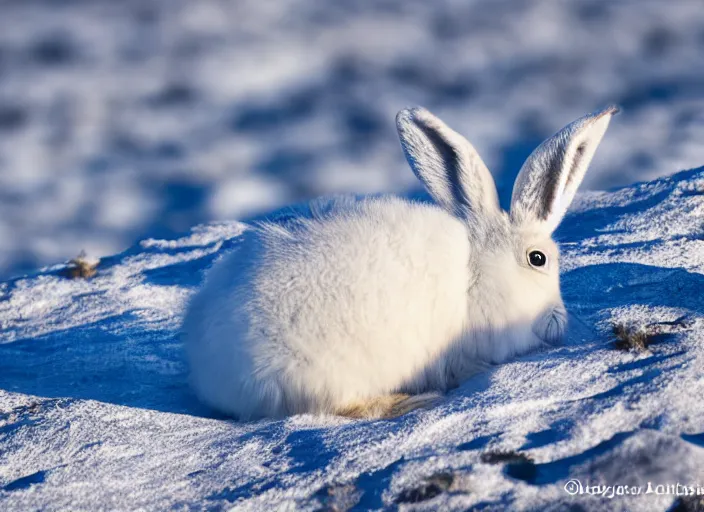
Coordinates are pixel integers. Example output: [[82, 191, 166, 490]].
[[396, 106, 618, 347]]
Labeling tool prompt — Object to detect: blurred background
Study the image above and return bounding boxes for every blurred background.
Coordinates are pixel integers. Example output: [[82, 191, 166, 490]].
[[0, 0, 703, 278]]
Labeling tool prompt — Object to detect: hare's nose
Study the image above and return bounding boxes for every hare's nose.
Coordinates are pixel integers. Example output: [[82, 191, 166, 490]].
[[534, 307, 567, 346]]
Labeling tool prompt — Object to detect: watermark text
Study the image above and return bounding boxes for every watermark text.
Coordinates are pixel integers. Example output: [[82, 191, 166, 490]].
[[564, 479, 704, 499]]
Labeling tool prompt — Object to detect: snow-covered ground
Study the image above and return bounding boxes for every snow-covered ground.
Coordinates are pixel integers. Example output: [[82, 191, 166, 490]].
[[0, 167, 703, 511], [1, 0, 704, 277]]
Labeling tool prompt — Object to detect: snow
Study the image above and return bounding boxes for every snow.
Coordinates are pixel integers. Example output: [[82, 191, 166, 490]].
[[1, 0, 704, 277], [1, 167, 703, 511], [1, 0, 703, 508]]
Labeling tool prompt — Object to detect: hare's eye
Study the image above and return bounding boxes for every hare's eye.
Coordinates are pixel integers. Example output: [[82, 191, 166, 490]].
[[528, 250, 547, 268]]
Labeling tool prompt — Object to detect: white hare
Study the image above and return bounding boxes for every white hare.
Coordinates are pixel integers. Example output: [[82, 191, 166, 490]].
[[182, 105, 618, 420]]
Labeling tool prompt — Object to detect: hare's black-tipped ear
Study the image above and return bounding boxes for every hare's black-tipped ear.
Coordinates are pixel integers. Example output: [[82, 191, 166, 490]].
[[510, 105, 619, 234], [396, 107, 500, 219]]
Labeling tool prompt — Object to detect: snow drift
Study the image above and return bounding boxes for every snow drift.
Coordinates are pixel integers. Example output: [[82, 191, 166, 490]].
[[1, 167, 703, 511]]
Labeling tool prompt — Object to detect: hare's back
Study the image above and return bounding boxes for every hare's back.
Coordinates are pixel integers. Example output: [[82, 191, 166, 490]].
[[257, 197, 470, 311]]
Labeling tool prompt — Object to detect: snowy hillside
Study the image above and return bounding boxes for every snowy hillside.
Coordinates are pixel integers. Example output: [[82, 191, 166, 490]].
[[1, 167, 703, 511], [1, 0, 704, 277]]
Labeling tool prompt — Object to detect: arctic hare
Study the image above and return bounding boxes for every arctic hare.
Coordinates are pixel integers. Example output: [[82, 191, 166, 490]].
[[183, 105, 618, 420]]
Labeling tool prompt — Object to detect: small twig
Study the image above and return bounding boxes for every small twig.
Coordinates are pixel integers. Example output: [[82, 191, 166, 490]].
[[612, 323, 651, 352], [611, 315, 693, 352], [60, 251, 99, 279]]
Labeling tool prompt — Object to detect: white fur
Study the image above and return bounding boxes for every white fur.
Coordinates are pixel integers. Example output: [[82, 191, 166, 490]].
[[182, 106, 617, 419]]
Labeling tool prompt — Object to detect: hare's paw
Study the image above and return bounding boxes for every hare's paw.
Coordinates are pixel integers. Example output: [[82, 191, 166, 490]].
[[336, 392, 443, 419]]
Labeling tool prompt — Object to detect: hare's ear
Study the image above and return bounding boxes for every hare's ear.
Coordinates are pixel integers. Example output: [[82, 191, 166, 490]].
[[396, 107, 500, 219], [510, 105, 619, 234]]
